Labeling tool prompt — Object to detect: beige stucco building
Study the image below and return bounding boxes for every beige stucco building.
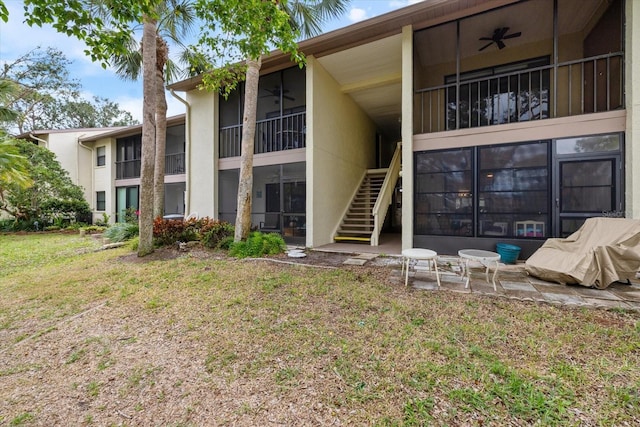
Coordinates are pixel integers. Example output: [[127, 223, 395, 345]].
[[20, 116, 186, 224], [168, 0, 638, 257]]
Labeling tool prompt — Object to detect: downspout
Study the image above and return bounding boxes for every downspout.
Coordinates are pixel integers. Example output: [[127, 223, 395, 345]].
[[169, 89, 191, 215], [78, 136, 94, 212], [28, 133, 48, 149]]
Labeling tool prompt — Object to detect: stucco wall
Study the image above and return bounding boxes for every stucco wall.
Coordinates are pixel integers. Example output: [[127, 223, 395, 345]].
[[626, 0, 640, 219], [307, 56, 377, 247], [45, 129, 107, 220], [93, 137, 115, 223], [186, 89, 217, 218]]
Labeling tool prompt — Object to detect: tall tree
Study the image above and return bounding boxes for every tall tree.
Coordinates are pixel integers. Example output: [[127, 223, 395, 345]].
[[194, 0, 348, 241], [0, 79, 32, 193], [20, 0, 161, 256], [109, 0, 197, 218], [1, 47, 137, 134], [0, 139, 89, 223], [138, 17, 158, 256]]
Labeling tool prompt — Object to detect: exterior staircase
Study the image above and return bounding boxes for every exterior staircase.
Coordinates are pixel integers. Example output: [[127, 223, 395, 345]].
[[334, 170, 387, 243], [334, 142, 402, 245]]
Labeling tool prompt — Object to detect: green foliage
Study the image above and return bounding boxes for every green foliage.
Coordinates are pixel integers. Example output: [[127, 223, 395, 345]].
[[80, 225, 106, 234], [0, 139, 89, 224], [194, 0, 305, 95], [128, 236, 140, 251], [22, 1, 157, 67], [95, 212, 110, 226], [103, 222, 139, 243], [1, 48, 137, 134], [201, 221, 235, 249], [228, 231, 286, 258], [153, 216, 231, 246], [0, 135, 31, 191], [123, 207, 140, 224]]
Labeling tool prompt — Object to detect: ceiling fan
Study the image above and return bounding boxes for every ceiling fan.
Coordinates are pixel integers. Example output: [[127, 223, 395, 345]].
[[478, 27, 522, 51], [260, 87, 295, 102]]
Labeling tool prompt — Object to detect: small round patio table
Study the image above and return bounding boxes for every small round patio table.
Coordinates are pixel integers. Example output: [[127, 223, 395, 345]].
[[401, 248, 440, 288], [458, 249, 501, 291]]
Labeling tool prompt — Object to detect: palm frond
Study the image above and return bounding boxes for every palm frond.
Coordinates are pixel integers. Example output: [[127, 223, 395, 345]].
[[283, 0, 350, 38]]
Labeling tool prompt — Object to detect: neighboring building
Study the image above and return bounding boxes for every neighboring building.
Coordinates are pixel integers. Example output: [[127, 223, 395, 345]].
[[18, 115, 186, 224], [169, 0, 638, 257]]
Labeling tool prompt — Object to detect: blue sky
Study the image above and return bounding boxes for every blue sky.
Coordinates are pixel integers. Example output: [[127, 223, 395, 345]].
[[0, 0, 423, 124]]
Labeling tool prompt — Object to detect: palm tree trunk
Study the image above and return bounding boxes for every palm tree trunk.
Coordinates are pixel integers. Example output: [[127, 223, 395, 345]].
[[153, 36, 168, 219], [138, 17, 157, 256], [234, 56, 261, 241]]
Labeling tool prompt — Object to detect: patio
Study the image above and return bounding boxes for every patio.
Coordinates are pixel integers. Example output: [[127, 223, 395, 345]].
[[311, 237, 640, 312]]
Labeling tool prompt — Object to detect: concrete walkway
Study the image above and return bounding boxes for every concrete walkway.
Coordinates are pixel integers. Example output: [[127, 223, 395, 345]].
[[344, 253, 640, 312]]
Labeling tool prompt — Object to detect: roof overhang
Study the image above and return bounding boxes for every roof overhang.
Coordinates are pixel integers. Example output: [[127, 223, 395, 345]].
[[167, 0, 519, 92]]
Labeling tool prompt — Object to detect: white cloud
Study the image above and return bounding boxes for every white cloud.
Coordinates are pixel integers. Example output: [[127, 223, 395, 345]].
[[348, 8, 368, 23], [114, 96, 144, 123]]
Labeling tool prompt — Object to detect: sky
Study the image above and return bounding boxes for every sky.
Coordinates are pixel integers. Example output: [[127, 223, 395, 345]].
[[0, 0, 424, 124]]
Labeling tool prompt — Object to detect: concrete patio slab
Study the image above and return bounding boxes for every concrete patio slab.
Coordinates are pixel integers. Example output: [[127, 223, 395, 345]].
[[501, 281, 538, 292]]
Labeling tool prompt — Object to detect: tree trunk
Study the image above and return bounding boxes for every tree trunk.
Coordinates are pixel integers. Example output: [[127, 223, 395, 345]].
[[138, 17, 157, 256], [234, 56, 261, 242], [153, 36, 168, 219]]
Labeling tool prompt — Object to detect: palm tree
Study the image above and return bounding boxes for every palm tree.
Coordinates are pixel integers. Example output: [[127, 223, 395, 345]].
[[234, 0, 349, 241], [111, 0, 197, 219], [0, 80, 33, 211], [138, 17, 158, 256]]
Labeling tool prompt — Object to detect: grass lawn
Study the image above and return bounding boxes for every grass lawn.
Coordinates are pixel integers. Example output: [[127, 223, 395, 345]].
[[1, 233, 639, 426]]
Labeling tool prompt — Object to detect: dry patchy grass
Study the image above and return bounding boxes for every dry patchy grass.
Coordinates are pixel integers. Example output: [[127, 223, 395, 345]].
[[0, 233, 639, 426]]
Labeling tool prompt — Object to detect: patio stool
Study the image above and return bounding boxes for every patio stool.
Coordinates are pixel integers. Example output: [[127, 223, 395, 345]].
[[402, 248, 441, 288]]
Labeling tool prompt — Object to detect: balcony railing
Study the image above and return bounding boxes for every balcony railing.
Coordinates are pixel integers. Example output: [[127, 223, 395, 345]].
[[415, 52, 623, 134], [116, 159, 140, 180], [165, 152, 185, 175], [220, 111, 306, 158], [116, 153, 185, 179]]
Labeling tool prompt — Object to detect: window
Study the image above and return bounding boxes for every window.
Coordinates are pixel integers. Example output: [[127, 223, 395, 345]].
[[116, 136, 142, 179], [415, 141, 550, 238], [478, 142, 549, 238], [96, 146, 106, 166], [414, 148, 473, 236], [116, 186, 139, 222], [96, 191, 106, 211]]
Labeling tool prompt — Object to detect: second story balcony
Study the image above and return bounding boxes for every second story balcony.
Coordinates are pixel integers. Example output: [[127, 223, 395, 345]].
[[414, 53, 623, 134], [116, 152, 186, 180], [220, 111, 306, 159]]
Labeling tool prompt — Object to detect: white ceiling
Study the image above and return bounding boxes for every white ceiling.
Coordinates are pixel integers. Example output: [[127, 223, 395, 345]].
[[318, 34, 404, 140]]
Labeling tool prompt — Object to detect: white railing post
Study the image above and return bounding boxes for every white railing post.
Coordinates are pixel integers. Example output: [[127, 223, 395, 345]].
[[372, 141, 402, 246]]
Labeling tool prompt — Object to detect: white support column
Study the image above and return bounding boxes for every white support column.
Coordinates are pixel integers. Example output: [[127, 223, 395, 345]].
[[626, 0, 640, 219], [401, 24, 414, 250]]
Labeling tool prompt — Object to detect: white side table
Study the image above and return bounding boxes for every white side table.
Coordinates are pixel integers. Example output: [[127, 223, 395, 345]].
[[401, 248, 440, 288], [458, 249, 501, 291]]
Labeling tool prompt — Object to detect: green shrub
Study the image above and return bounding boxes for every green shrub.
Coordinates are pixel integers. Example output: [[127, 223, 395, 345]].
[[153, 217, 228, 247], [65, 222, 88, 231], [201, 221, 235, 249], [228, 232, 286, 258], [128, 236, 139, 251], [80, 225, 106, 234], [103, 222, 139, 242]]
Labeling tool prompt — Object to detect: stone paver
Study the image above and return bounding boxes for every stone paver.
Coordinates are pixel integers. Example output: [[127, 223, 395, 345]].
[[353, 253, 379, 260], [343, 258, 367, 266], [540, 292, 586, 306], [501, 281, 538, 292]]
